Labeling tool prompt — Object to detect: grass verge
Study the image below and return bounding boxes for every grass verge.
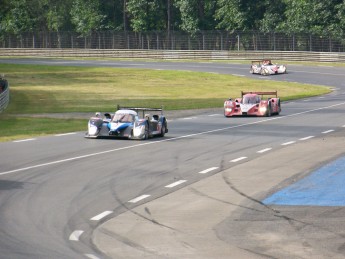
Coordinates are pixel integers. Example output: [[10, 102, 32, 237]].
[[0, 63, 331, 142]]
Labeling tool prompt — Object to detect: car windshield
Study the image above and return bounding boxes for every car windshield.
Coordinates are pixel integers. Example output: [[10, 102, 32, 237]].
[[242, 95, 260, 104], [112, 113, 134, 123]]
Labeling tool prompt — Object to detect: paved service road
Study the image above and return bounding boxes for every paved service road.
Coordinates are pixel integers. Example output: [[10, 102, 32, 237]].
[[0, 58, 345, 258]]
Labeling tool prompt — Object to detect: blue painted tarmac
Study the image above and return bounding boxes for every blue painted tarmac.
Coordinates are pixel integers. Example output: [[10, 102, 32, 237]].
[[263, 156, 345, 206]]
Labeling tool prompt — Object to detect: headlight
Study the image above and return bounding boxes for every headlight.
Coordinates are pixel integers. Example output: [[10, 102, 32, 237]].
[[88, 122, 99, 135], [225, 108, 232, 112], [259, 107, 267, 113]]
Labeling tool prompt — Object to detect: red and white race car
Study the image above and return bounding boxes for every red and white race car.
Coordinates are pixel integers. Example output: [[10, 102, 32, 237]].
[[250, 60, 287, 75], [224, 91, 281, 117]]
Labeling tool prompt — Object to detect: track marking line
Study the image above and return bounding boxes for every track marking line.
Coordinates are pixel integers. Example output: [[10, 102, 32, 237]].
[[281, 141, 296, 146], [55, 132, 77, 137], [90, 211, 113, 221], [181, 117, 198, 120], [69, 230, 84, 241], [165, 180, 187, 188], [128, 194, 151, 203], [198, 167, 219, 174], [300, 136, 314, 141], [322, 129, 334, 134], [3, 101, 345, 176], [257, 148, 272, 153], [84, 254, 100, 259], [13, 138, 36, 143], [230, 157, 247, 163]]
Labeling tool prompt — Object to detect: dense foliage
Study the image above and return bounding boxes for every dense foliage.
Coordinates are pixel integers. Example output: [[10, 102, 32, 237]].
[[0, 0, 345, 38]]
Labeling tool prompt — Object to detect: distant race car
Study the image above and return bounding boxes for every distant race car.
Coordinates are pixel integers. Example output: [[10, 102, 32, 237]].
[[224, 91, 281, 117], [250, 60, 287, 75], [85, 106, 168, 139]]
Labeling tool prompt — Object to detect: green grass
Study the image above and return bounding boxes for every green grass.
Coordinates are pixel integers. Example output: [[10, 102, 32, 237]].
[[0, 115, 86, 142], [0, 63, 331, 142]]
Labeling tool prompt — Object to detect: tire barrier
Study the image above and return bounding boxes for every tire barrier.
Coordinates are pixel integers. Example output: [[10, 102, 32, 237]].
[[0, 78, 9, 113]]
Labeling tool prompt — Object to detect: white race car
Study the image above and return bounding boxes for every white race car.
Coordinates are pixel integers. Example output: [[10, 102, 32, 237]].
[[250, 60, 287, 75]]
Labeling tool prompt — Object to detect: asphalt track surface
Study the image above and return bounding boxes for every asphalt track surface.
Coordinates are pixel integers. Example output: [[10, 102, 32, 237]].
[[0, 58, 345, 258]]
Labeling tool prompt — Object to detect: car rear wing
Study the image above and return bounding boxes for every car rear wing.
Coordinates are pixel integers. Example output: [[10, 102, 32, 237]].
[[117, 105, 164, 117], [241, 91, 278, 98]]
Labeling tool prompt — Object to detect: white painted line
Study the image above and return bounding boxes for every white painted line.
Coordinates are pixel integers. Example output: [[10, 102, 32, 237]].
[[257, 148, 272, 153], [208, 114, 220, 117], [198, 167, 219, 174], [3, 101, 345, 176], [165, 180, 187, 188], [299, 136, 314, 141], [84, 254, 100, 259], [281, 141, 296, 146], [322, 130, 334, 134], [232, 74, 245, 77], [342, 125, 345, 127], [90, 211, 113, 221], [55, 132, 77, 137], [230, 157, 247, 163], [69, 230, 84, 241], [128, 194, 151, 203], [13, 138, 36, 143], [182, 117, 197, 120]]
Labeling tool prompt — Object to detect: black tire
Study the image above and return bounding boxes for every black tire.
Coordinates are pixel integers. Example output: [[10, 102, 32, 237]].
[[277, 100, 281, 115], [143, 123, 149, 140], [266, 105, 272, 117], [160, 122, 166, 137], [261, 68, 269, 76], [128, 130, 133, 140]]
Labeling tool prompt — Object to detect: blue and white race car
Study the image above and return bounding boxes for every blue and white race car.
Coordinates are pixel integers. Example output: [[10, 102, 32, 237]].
[[85, 106, 168, 140]]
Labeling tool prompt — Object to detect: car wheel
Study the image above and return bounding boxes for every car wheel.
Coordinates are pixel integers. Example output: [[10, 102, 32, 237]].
[[261, 68, 269, 76], [142, 123, 149, 140], [266, 105, 272, 117], [128, 130, 133, 140], [250, 68, 254, 74], [277, 101, 281, 115], [160, 123, 166, 137]]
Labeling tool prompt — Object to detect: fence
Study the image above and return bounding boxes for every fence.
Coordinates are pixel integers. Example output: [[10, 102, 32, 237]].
[[1, 31, 345, 52], [0, 78, 9, 113], [1, 49, 345, 62]]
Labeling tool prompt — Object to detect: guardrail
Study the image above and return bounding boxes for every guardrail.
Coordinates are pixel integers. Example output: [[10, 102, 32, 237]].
[[1, 48, 345, 62], [0, 79, 9, 113]]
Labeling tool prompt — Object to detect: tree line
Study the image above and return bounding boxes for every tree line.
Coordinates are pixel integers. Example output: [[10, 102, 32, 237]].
[[1, 0, 345, 39]]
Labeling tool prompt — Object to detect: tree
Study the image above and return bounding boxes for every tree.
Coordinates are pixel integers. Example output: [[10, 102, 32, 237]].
[[126, 0, 171, 31], [70, 0, 107, 36], [0, 0, 35, 34], [215, 0, 267, 31], [279, 0, 343, 35], [259, 1, 286, 32], [174, 0, 217, 33]]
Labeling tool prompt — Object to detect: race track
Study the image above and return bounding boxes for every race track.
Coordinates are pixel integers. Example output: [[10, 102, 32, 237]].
[[0, 59, 345, 258]]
